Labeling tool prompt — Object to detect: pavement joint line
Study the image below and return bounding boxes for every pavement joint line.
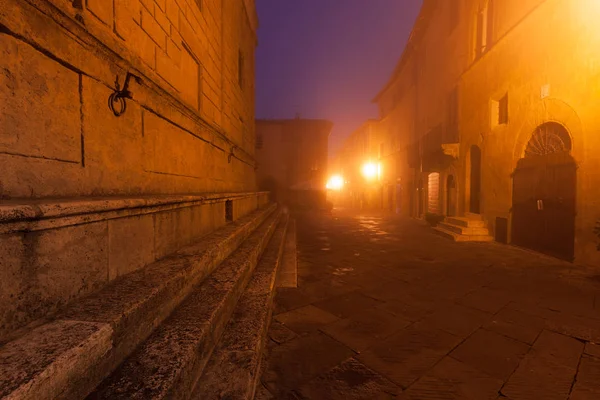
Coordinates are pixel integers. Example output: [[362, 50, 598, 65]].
[[498, 328, 547, 396], [479, 327, 535, 347], [568, 344, 586, 397], [315, 327, 359, 355], [401, 325, 482, 392]]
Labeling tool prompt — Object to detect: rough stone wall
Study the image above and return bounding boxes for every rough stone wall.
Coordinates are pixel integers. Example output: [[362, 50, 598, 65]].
[[0, 0, 258, 199], [0, 0, 264, 340]]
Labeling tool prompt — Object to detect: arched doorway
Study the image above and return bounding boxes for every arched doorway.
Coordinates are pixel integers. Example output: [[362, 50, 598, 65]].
[[511, 122, 576, 261], [447, 175, 457, 217], [469, 145, 482, 213]]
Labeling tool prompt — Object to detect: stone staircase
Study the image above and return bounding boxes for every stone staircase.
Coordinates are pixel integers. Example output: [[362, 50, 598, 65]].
[[0, 204, 290, 400], [434, 212, 494, 242]]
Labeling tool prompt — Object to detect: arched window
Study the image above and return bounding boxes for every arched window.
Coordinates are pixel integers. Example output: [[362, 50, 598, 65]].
[[524, 122, 571, 157]]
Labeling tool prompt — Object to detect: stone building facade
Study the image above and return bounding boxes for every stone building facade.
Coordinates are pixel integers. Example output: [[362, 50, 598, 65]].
[[255, 118, 332, 208], [0, 0, 264, 341], [366, 0, 600, 265]]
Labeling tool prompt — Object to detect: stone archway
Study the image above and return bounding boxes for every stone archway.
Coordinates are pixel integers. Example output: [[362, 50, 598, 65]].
[[511, 122, 576, 260]]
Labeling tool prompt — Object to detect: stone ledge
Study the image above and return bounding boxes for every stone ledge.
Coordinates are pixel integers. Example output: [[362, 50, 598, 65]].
[[192, 215, 289, 399], [0, 204, 275, 400], [0, 192, 269, 233], [89, 209, 283, 399]]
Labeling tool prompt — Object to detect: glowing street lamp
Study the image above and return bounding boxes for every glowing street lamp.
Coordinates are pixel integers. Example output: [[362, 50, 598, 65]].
[[362, 162, 379, 181], [326, 175, 344, 191]]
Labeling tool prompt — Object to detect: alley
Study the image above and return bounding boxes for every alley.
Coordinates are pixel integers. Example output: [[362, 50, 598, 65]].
[[258, 210, 600, 399]]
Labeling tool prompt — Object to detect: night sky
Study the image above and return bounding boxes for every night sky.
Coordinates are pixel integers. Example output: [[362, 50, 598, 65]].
[[255, 0, 423, 155]]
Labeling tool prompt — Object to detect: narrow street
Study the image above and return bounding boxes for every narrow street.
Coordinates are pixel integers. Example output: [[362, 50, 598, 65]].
[[258, 210, 600, 399]]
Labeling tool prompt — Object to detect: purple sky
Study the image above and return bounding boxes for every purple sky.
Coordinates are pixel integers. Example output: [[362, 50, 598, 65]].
[[255, 0, 423, 155]]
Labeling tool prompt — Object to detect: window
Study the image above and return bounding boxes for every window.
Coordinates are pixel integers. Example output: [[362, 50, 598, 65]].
[[475, 0, 494, 58], [498, 93, 508, 125], [491, 92, 508, 128], [256, 134, 264, 149], [238, 50, 244, 88]]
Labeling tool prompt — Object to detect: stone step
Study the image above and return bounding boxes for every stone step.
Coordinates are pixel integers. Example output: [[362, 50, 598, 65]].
[[438, 222, 490, 236], [0, 204, 277, 400], [444, 216, 486, 228], [464, 212, 484, 221], [433, 226, 494, 242], [88, 209, 283, 399], [191, 215, 290, 399]]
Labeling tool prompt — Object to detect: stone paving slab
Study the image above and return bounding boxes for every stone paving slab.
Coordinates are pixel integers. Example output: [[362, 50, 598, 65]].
[[259, 211, 600, 399], [398, 356, 504, 400], [501, 330, 584, 400], [357, 323, 461, 388], [451, 328, 530, 381], [275, 305, 339, 335], [295, 358, 400, 399], [320, 308, 411, 352], [261, 332, 355, 396]]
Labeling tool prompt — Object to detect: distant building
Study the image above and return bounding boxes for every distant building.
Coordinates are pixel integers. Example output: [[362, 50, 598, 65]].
[[255, 118, 333, 208]]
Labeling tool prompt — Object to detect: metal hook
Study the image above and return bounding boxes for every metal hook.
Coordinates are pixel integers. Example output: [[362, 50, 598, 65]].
[[228, 145, 237, 163], [108, 72, 141, 117]]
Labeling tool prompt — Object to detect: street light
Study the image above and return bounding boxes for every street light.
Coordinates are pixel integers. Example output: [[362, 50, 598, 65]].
[[362, 162, 380, 181], [326, 175, 344, 191]]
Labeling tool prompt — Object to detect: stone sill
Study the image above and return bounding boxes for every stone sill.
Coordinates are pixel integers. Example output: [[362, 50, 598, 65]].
[[0, 192, 269, 234]]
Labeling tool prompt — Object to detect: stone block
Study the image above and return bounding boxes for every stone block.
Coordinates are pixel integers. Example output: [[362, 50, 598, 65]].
[[143, 111, 208, 178], [114, 0, 141, 37], [154, 6, 170, 33], [125, 22, 157, 69], [108, 214, 155, 280], [0, 34, 81, 163], [0, 234, 26, 341], [141, 6, 167, 48], [165, 0, 181, 26], [81, 76, 145, 194], [156, 48, 181, 87], [86, 0, 113, 26], [0, 320, 113, 400], [154, 207, 193, 259], [0, 222, 108, 338]]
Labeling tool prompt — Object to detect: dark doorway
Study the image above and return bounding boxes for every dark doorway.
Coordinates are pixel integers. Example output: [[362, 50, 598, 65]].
[[446, 175, 457, 217], [511, 122, 576, 261], [417, 179, 424, 217], [469, 145, 482, 213]]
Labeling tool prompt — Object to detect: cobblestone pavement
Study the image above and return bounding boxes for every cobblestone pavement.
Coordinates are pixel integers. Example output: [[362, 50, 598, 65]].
[[257, 210, 600, 400]]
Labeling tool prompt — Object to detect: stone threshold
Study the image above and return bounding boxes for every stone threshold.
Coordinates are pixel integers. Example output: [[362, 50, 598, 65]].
[[0, 192, 269, 234]]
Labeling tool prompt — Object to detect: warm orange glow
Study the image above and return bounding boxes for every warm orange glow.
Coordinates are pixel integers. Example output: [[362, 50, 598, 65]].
[[326, 175, 344, 190], [362, 162, 378, 180]]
